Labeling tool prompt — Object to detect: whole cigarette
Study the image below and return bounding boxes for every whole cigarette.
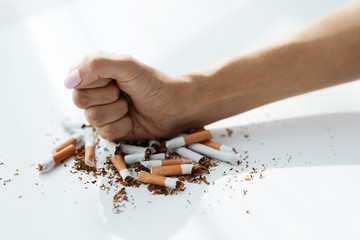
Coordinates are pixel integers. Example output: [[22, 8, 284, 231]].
[[52, 133, 82, 154], [137, 171, 178, 189], [39, 144, 76, 173], [164, 130, 212, 149], [110, 155, 133, 181], [84, 127, 95, 167], [141, 159, 192, 168], [173, 147, 205, 163], [201, 140, 234, 152], [124, 152, 165, 164], [151, 164, 193, 176], [188, 143, 240, 165], [120, 143, 153, 155]]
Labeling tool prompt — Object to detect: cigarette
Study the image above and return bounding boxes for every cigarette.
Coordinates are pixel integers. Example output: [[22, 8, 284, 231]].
[[200, 140, 234, 152], [188, 143, 240, 165], [110, 155, 133, 182], [173, 147, 205, 163], [52, 133, 82, 154], [124, 152, 165, 165], [84, 127, 95, 167], [163, 130, 212, 149], [141, 159, 192, 168], [120, 143, 153, 156], [39, 144, 76, 173], [149, 140, 161, 153], [151, 164, 193, 176], [137, 171, 180, 189]]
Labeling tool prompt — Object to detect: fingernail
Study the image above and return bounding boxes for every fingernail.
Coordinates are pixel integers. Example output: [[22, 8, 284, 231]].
[[64, 69, 82, 89]]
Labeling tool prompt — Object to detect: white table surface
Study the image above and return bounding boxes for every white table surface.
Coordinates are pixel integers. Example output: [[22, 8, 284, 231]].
[[1, 0, 359, 239]]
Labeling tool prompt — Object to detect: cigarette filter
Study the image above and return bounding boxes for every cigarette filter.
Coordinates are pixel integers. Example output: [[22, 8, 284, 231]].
[[188, 143, 240, 165], [137, 171, 178, 189], [173, 147, 204, 163], [84, 127, 95, 167], [164, 130, 212, 149], [151, 164, 193, 176], [141, 159, 192, 168], [124, 152, 165, 164], [110, 155, 133, 181], [52, 133, 82, 154], [40, 144, 76, 173], [200, 140, 233, 152]]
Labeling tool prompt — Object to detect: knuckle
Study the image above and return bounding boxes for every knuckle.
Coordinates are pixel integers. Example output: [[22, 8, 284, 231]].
[[101, 124, 115, 140], [85, 108, 101, 126], [72, 91, 87, 109], [108, 84, 120, 102], [119, 98, 128, 114]]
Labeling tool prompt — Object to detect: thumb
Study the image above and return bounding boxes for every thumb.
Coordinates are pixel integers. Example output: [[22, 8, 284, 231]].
[[64, 52, 148, 89]]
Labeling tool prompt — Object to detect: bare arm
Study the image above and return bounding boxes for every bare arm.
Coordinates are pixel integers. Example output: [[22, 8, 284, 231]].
[[182, 0, 360, 127], [67, 1, 360, 141]]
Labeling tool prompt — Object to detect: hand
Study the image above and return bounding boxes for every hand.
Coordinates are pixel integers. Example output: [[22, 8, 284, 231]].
[[65, 52, 196, 141]]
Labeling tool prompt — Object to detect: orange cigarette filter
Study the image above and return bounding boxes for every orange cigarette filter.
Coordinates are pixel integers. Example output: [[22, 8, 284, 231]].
[[200, 140, 234, 152], [53, 144, 76, 164], [184, 130, 212, 145], [162, 159, 192, 166], [201, 140, 222, 150], [53, 133, 82, 153], [85, 146, 95, 167], [151, 164, 193, 176], [110, 155, 127, 171], [137, 171, 167, 187]]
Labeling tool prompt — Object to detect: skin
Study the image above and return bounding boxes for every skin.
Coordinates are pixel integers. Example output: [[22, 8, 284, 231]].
[[68, 0, 360, 141]]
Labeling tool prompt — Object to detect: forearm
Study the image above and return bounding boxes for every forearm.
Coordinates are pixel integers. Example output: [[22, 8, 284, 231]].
[[182, 0, 360, 126]]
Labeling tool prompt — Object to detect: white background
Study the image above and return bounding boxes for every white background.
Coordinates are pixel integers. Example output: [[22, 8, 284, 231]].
[[0, 0, 359, 239]]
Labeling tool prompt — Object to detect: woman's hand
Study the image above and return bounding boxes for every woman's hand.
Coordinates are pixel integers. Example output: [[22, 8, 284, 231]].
[[65, 52, 196, 141]]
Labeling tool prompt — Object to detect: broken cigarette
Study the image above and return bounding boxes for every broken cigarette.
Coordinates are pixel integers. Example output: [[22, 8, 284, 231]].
[[84, 127, 95, 167], [124, 152, 165, 164], [120, 143, 154, 155], [173, 147, 205, 163], [188, 143, 240, 165], [110, 155, 133, 182], [137, 171, 180, 189], [141, 159, 192, 168], [200, 140, 234, 152], [151, 164, 193, 176], [52, 133, 82, 154], [164, 130, 212, 149], [148, 139, 161, 153], [39, 144, 76, 173]]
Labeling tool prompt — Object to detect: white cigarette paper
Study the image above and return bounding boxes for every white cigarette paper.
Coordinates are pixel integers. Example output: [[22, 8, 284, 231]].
[[173, 147, 204, 163], [119, 168, 133, 180], [164, 178, 177, 189], [188, 143, 240, 165], [181, 164, 193, 174], [120, 143, 150, 154], [39, 158, 55, 173], [140, 160, 162, 168], [124, 153, 165, 164], [164, 136, 186, 149], [84, 127, 95, 167]]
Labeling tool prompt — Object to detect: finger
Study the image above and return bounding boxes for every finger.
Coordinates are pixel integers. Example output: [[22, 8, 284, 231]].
[[85, 98, 128, 127], [64, 51, 150, 89], [95, 115, 133, 141], [72, 81, 120, 109]]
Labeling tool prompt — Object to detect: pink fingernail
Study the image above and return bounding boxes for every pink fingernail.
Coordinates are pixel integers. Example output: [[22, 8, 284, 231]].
[[64, 69, 82, 89]]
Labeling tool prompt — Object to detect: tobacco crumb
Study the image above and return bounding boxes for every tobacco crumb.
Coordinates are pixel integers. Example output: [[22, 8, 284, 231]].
[[246, 210, 250, 214], [36, 164, 43, 172], [226, 128, 233, 137]]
